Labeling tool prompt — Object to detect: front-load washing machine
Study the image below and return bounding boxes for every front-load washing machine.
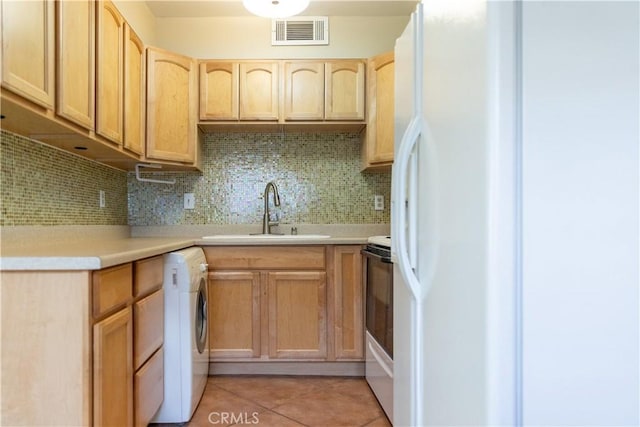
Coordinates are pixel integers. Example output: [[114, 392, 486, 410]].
[[152, 247, 209, 423]]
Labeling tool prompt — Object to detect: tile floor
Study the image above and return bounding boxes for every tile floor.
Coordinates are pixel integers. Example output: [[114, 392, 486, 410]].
[[185, 376, 392, 427]]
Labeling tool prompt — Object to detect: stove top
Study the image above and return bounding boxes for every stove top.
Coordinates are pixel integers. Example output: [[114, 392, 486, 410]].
[[367, 235, 391, 248]]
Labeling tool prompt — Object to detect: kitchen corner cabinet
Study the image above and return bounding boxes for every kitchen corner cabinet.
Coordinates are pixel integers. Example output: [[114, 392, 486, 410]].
[[0, 255, 165, 426], [123, 23, 146, 156], [0, 0, 55, 108], [363, 51, 395, 170], [147, 46, 197, 163], [204, 245, 363, 364], [96, 0, 125, 144], [56, 0, 95, 130]]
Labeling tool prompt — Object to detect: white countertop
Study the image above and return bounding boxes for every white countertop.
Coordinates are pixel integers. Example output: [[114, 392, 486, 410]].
[[0, 224, 389, 271], [0, 237, 195, 270]]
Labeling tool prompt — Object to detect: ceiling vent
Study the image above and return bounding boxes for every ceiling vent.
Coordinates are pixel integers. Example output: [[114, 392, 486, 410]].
[[271, 17, 329, 46]]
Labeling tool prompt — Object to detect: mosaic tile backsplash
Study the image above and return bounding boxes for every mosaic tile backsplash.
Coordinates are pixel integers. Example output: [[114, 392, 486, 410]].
[[1, 130, 128, 226], [128, 132, 391, 226]]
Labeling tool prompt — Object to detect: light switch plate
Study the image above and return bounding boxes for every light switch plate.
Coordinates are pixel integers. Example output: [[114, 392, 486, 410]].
[[184, 193, 195, 209]]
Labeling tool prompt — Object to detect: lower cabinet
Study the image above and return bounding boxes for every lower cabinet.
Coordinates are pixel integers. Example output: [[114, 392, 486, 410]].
[[93, 307, 134, 427], [267, 271, 327, 359], [209, 271, 261, 358], [204, 245, 362, 363], [91, 258, 165, 427]]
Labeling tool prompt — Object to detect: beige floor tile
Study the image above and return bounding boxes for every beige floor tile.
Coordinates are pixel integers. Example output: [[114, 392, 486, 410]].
[[272, 386, 384, 426], [186, 375, 388, 427]]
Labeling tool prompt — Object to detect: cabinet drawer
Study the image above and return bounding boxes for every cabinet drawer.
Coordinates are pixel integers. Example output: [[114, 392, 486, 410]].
[[134, 347, 164, 427], [93, 263, 132, 317], [203, 246, 325, 270], [133, 289, 164, 369], [134, 255, 164, 296]]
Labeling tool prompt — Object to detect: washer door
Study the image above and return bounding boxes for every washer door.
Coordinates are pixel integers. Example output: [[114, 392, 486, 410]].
[[195, 277, 208, 354]]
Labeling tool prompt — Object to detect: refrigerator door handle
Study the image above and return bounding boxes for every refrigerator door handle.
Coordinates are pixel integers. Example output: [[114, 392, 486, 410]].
[[392, 115, 424, 301]]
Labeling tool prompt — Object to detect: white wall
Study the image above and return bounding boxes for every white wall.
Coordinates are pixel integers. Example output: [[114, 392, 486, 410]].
[[522, 1, 639, 425], [154, 16, 409, 59], [113, 0, 157, 45]]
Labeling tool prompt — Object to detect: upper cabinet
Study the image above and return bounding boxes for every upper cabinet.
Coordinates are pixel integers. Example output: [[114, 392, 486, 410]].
[[284, 61, 324, 121], [199, 62, 239, 120], [199, 59, 365, 125], [96, 0, 125, 144], [239, 62, 279, 121], [199, 61, 280, 122], [325, 60, 365, 121], [362, 51, 395, 170], [123, 23, 146, 156], [146, 47, 197, 163], [0, 0, 55, 108], [56, 0, 95, 130]]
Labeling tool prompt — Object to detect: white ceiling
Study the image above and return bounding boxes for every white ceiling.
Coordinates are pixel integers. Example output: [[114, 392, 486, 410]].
[[145, 0, 418, 17]]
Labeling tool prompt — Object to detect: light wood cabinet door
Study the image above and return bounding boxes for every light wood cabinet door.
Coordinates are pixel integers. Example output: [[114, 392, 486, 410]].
[[134, 347, 163, 427], [239, 62, 279, 120], [199, 61, 239, 120], [94, 306, 133, 427], [267, 271, 327, 359], [333, 246, 364, 359], [208, 271, 261, 358], [284, 61, 324, 121], [123, 23, 145, 156], [146, 47, 196, 163], [364, 51, 395, 168], [325, 60, 365, 120], [96, 0, 124, 144], [0, 0, 55, 108], [56, 0, 95, 130], [133, 289, 163, 369]]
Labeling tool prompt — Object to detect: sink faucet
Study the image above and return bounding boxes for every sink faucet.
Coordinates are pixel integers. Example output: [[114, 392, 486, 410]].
[[261, 181, 282, 235]]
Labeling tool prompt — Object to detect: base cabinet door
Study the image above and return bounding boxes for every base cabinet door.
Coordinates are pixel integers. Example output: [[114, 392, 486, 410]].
[[333, 246, 364, 359], [267, 271, 327, 359], [134, 347, 164, 427], [93, 306, 133, 427], [208, 271, 261, 358]]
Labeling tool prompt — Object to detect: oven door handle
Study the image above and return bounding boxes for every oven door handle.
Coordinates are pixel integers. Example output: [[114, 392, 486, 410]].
[[361, 248, 393, 264]]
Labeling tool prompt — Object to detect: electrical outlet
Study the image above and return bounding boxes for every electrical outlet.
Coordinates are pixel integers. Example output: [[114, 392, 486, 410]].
[[374, 194, 384, 211], [99, 190, 106, 208], [184, 193, 195, 210]]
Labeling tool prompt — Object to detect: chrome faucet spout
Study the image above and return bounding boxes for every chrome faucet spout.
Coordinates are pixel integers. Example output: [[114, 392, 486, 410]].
[[261, 181, 282, 235]]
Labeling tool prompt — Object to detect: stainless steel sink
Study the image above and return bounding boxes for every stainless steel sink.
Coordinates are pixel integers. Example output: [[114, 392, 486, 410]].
[[201, 234, 331, 240]]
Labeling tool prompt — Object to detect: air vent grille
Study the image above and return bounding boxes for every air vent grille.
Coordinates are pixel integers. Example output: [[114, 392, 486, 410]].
[[272, 17, 329, 46]]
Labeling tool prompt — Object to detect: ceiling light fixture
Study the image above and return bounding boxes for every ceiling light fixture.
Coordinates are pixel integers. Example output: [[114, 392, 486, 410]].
[[243, 0, 310, 18]]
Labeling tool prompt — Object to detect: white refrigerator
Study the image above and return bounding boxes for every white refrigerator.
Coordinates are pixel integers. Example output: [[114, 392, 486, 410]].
[[391, 1, 639, 426]]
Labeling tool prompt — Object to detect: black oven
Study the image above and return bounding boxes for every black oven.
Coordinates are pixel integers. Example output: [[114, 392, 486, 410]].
[[362, 243, 393, 358]]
